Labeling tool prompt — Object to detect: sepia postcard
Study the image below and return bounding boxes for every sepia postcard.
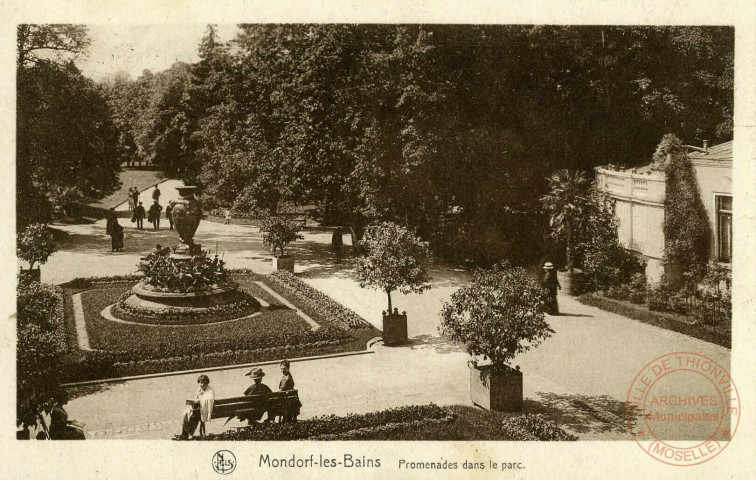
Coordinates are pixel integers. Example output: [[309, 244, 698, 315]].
[[3, 1, 755, 479]]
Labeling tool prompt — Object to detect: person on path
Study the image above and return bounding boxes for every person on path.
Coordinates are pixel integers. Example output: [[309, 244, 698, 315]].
[[331, 226, 344, 263], [166, 201, 175, 230], [541, 262, 561, 315], [148, 201, 163, 230], [180, 375, 215, 439], [107, 215, 124, 252], [152, 184, 161, 203], [127, 188, 135, 212], [131, 187, 139, 209], [134, 201, 146, 230], [278, 360, 302, 422], [241, 368, 272, 423], [224, 209, 232, 225]]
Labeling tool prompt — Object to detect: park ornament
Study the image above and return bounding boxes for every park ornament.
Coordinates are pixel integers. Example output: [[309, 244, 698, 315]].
[[17, 223, 58, 285], [170, 185, 203, 258], [439, 263, 554, 412], [260, 217, 304, 273]]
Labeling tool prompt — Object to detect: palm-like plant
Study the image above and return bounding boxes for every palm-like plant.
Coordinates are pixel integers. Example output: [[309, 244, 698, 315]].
[[540, 169, 591, 274]]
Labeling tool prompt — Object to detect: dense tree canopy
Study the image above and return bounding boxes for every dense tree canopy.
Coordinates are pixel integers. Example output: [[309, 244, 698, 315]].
[[17, 24, 123, 228], [99, 25, 733, 266]]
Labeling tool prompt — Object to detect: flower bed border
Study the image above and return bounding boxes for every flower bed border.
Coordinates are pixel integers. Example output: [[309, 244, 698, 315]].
[[577, 292, 730, 348], [267, 270, 371, 330], [111, 289, 261, 326]]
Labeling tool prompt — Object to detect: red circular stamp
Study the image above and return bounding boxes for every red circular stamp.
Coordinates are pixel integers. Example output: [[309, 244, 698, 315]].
[[625, 352, 740, 466]]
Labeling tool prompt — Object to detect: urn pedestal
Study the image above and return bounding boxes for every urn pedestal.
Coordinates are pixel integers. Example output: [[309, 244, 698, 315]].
[[382, 310, 408, 346], [470, 364, 523, 412]]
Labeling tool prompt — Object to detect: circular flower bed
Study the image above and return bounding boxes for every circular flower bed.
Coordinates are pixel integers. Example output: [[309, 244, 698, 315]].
[[111, 289, 261, 326]]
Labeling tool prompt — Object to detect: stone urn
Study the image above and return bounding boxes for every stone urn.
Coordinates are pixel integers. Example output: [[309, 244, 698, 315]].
[[171, 186, 202, 256]]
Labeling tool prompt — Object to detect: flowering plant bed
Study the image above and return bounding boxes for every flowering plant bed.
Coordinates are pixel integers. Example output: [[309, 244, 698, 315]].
[[111, 289, 261, 326], [268, 271, 372, 329]]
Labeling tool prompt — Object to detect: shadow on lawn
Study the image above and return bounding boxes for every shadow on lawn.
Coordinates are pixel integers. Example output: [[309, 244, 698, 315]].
[[524, 392, 634, 435]]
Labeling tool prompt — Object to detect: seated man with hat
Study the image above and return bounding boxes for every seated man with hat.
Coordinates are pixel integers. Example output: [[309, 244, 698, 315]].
[[241, 367, 273, 423]]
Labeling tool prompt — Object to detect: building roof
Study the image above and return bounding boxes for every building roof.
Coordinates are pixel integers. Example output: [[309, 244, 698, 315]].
[[687, 141, 732, 162]]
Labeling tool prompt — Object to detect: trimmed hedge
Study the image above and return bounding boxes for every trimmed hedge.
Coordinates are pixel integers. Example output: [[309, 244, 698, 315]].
[[499, 414, 578, 441], [59, 274, 142, 289], [578, 293, 730, 348], [185, 405, 577, 441], [190, 404, 449, 441], [268, 270, 371, 330]]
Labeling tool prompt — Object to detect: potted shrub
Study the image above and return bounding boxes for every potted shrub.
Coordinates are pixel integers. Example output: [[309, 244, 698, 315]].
[[541, 169, 591, 295], [17, 223, 58, 284], [356, 221, 431, 345], [440, 262, 554, 411], [260, 217, 304, 272]]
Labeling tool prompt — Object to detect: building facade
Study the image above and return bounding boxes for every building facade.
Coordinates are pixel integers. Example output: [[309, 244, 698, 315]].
[[595, 141, 732, 283]]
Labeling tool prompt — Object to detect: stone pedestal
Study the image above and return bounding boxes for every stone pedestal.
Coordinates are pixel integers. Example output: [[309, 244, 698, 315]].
[[470, 364, 523, 412], [382, 310, 408, 346], [273, 255, 295, 273]]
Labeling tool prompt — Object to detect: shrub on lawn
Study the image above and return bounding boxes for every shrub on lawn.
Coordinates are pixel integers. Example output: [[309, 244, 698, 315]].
[[269, 271, 372, 330], [17, 282, 69, 431]]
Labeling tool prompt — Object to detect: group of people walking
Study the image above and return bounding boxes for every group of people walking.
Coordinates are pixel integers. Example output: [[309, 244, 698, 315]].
[[108, 184, 176, 252], [180, 360, 302, 439]]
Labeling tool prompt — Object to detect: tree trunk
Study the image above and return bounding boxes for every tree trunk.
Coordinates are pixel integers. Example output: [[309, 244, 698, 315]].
[[269, 198, 279, 217], [566, 220, 574, 274], [386, 289, 393, 313]]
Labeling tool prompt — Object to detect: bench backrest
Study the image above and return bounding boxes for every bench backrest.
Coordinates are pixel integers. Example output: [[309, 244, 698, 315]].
[[189, 390, 299, 420]]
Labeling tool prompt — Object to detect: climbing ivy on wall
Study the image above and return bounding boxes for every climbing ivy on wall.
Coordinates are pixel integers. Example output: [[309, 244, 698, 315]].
[[656, 134, 712, 279]]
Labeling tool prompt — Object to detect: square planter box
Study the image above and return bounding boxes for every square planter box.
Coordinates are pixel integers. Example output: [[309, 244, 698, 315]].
[[272, 255, 295, 273], [382, 312, 408, 346], [470, 364, 523, 412], [18, 268, 41, 285]]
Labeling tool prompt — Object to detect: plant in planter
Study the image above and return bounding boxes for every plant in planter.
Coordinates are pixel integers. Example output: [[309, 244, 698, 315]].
[[540, 169, 591, 295], [356, 221, 431, 345], [260, 217, 304, 272], [17, 223, 58, 284], [440, 262, 553, 411]]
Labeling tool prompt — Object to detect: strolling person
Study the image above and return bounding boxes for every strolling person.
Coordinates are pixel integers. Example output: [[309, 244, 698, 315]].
[[134, 201, 146, 230], [331, 226, 344, 263], [106, 209, 124, 252], [148, 201, 163, 230], [541, 262, 561, 315], [131, 187, 140, 209], [127, 188, 136, 212], [181, 375, 215, 439], [166, 201, 175, 230], [278, 360, 302, 422], [241, 368, 272, 423], [152, 184, 161, 203], [224, 209, 232, 225]]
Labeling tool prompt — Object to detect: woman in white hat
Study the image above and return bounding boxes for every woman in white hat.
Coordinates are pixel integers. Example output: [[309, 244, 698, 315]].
[[542, 262, 561, 315]]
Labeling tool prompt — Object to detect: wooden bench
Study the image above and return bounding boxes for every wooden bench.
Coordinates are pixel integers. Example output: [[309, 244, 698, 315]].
[[188, 390, 300, 425]]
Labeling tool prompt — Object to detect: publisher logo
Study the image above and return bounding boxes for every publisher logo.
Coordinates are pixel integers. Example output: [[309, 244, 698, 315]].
[[212, 450, 237, 475]]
